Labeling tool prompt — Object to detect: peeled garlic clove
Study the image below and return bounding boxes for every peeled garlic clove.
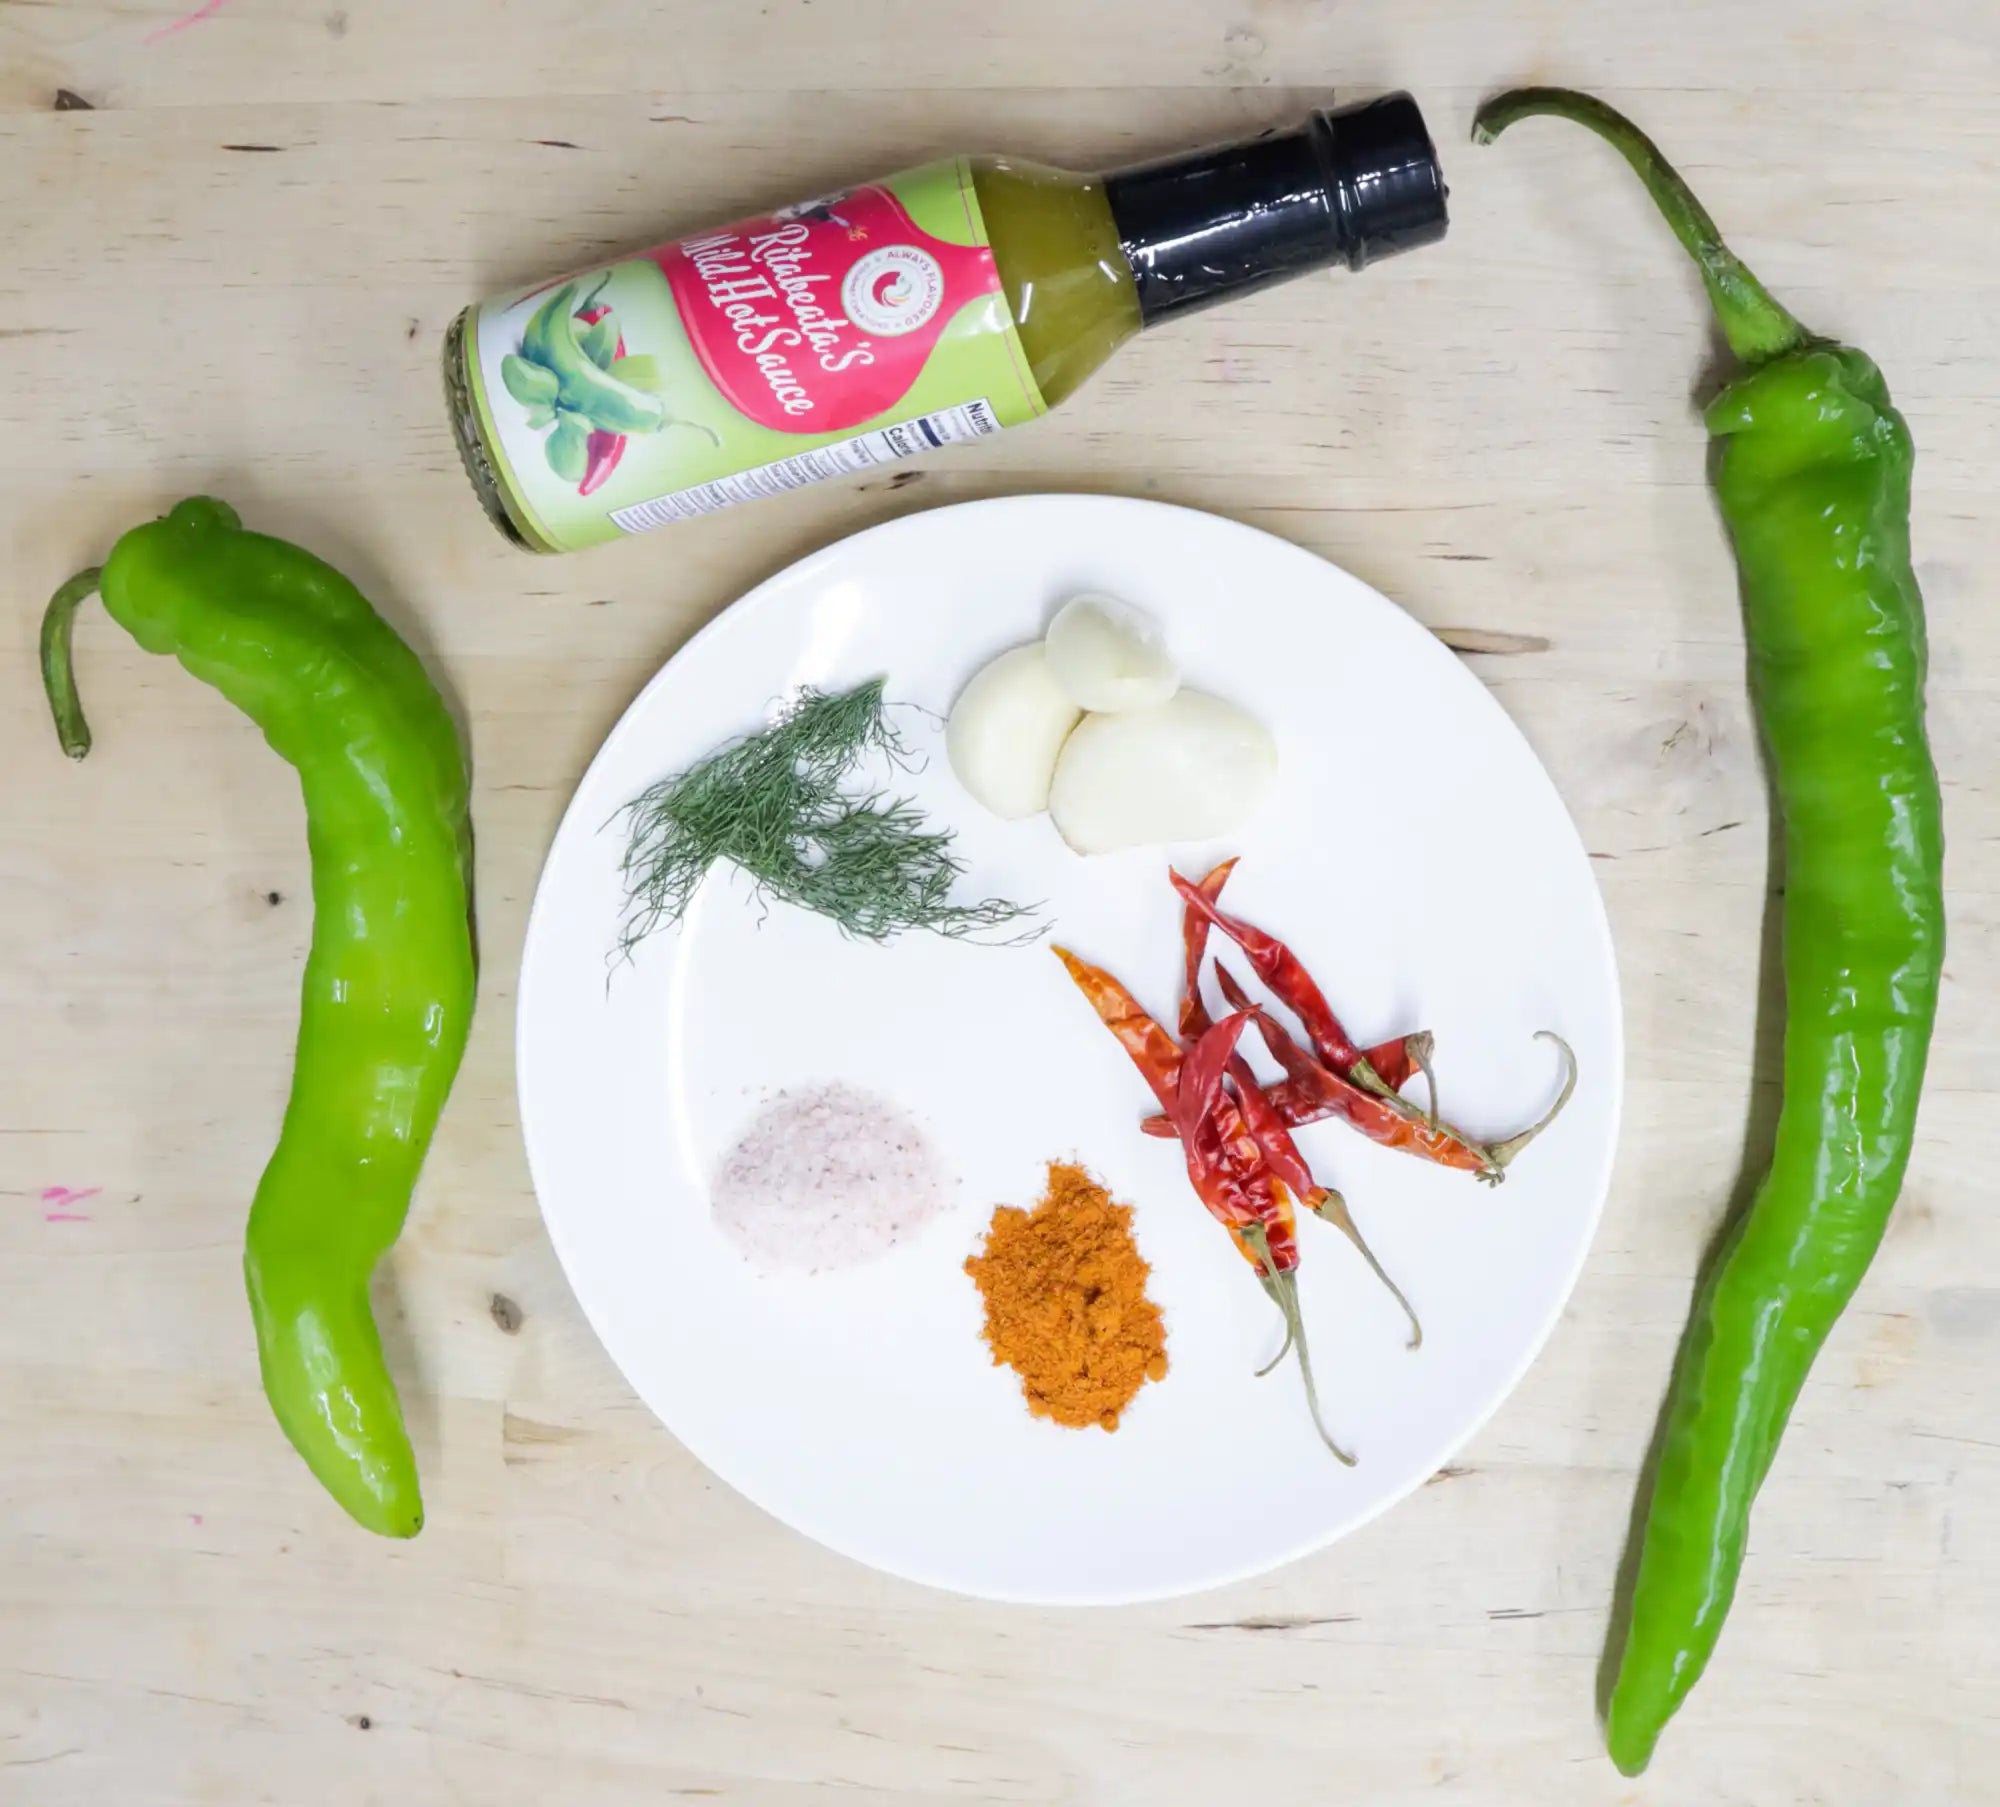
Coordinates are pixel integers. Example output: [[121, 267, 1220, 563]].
[[1047, 690, 1277, 855], [1043, 593, 1179, 713], [946, 643, 1082, 820]]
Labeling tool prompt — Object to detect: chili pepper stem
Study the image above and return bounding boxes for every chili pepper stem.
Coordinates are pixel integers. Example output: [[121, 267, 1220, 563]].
[[40, 567, 105, 760], [1310, 1190, 1423, 1350], [1353, 1030, 1575, 1182], [1404, 1030, 1439, 1128], [1352, 1050, 1505, 1177], [1349, 1055, 1405, 1107], [1472, 89, 1806, 366], [1253, 1271, 1295, 1377], [1351, 1039, 1436, 1123], [1487, 1032, 1579, 1171], [1242, 1223, 1355, 1466]]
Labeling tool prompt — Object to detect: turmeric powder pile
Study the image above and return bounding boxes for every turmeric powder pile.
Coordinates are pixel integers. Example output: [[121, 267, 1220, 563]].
[[964, 1161, 1168, 1432]]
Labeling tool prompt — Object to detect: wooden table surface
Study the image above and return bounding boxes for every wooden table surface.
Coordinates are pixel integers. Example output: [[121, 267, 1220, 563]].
[[5, 4, 1997, 1802]]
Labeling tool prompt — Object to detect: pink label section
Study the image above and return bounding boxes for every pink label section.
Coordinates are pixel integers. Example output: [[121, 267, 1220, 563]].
[[661, 186, 1001, 435]]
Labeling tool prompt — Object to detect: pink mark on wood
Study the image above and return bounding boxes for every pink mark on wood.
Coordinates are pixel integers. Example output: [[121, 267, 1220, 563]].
[[146, 0, 234, 42], [190, 1514, 205, 1527], [42, 1185, 101, 1222]]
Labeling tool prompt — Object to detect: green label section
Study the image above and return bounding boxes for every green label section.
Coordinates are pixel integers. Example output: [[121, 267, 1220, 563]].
[[466, 159, 1044, 551]]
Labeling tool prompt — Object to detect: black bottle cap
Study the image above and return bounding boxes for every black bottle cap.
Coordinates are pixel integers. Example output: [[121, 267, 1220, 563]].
[[1104, 93, 1448, 327]]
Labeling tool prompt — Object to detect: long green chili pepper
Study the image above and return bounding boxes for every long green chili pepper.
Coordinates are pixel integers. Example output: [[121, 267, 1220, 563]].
[[40, 499, 477, 1538], [524, 282, 671, 436], [1475, 90, 1945, 1774]]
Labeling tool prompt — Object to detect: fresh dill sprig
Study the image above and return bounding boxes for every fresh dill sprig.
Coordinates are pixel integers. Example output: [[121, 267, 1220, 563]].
[[613, 678, 1036, 955]]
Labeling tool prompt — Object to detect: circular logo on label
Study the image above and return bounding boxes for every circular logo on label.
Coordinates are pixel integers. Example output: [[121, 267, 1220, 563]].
[[842, 246, 946, 336]]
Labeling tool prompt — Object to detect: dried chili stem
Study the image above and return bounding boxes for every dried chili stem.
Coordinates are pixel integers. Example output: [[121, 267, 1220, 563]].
[[1486, 1032, 1578, 1170], [1253, 1273, 1295, 1378], [1402, 1030, 1440, 1128], [1307, 1189, 1423, 1352], [1243, 1222, 1355, 1466]]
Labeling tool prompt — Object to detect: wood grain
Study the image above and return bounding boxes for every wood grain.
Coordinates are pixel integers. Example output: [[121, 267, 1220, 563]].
[[3, 3, 1998, 1801]]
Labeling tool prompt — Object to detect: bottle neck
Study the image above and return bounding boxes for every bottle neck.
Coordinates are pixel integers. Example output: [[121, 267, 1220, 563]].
[[1103, 94, 1448, 328]]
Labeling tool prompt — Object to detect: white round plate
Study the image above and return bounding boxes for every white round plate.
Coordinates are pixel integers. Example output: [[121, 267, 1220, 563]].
[[517, 495, 1621, 1605]]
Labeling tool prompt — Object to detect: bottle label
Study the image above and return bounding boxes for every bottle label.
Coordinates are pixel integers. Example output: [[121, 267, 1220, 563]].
[[463, 159, 1044, 550]]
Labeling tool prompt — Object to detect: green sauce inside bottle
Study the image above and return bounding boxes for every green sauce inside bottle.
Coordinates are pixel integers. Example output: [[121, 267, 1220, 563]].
[[972, 159, 1140, 409]]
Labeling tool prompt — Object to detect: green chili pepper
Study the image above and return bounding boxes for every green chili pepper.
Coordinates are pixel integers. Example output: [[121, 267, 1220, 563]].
[[545, 409, 591, 481], [1475, 89, 1945, 1775], [518, 281, 570, 370], [523, 282, 670, 436], [577, 312, 619, 371], [39, 499, 477, 1538], [501, 351, 561, 409]]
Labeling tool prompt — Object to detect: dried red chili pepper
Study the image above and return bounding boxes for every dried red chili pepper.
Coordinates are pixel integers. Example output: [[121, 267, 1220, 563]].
[[1361, 1029, 1428, 1097], [1161, 870, 1574, 1180], [1180, 858, 1418, 1084], [1251, 998, 1575, 1180], [1176, 1051, 1347, 1455], [1178, 856, 1234, 1041], [1053, 944, 1183, 1113], [1055, 948, 1353, 1462], [1145, 965, 1494, 1173], [1171, 868, 1371, 1073], [1222, 966, 1495, 1163], [1053, 948, 1264, 1253], [1225, 1042, 1423, 1348], [1169, 1013, 1351, 1462], [1175, 1011, 1298, 1265], [1176, 862, 1419, 1342]]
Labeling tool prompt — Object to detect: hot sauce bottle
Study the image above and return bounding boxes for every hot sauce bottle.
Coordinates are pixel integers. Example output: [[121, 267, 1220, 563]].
[[444, 93, 1447, 553]]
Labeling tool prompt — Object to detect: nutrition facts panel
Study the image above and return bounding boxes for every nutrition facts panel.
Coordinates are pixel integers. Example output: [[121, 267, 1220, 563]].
[[611, 399, 1004, 530]]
